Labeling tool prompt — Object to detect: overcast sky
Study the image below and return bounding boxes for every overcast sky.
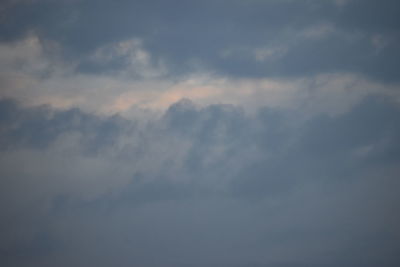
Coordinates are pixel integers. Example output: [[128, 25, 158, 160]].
[[1, 1, 400, 266]]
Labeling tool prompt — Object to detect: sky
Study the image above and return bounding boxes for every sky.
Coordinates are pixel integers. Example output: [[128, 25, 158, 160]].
[[0, 0, 400, 266]]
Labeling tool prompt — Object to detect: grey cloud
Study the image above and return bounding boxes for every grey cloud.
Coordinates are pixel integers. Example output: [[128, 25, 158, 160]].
[[1, 96, 400, 266], [0, 98, 129, 151], [2, 1, 400, 266], [1, 0, 399, 81]]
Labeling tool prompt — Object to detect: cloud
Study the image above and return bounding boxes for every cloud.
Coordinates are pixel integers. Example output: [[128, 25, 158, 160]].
[[1, 0, 400, 81], [0, 96, 400, 266], [1, 1, 400, 266], [77, 38, 167, 78], [1, 35, 399, 117]]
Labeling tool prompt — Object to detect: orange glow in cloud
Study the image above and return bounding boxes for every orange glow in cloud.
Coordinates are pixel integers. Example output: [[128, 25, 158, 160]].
[[107, 80, 225, 113]]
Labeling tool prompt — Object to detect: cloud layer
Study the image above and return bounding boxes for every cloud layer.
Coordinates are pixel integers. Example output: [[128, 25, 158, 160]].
[[1, 97, 399, 267], [1, 1, 400, 266], [2, 0, 400, 82]]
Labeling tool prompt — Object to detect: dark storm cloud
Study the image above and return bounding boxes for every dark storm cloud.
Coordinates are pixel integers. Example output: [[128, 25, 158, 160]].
[[1, 0, 399, 81], [1, 96, 399, 267]]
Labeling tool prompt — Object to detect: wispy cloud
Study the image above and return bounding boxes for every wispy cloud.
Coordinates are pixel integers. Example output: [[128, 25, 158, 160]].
[[1, 35, 399, 116]]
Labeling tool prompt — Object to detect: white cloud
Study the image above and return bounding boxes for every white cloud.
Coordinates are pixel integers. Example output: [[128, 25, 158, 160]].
[[89, 38, 167, 78], [1, 35, 399, 118], [300, 23, 336, 39]]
